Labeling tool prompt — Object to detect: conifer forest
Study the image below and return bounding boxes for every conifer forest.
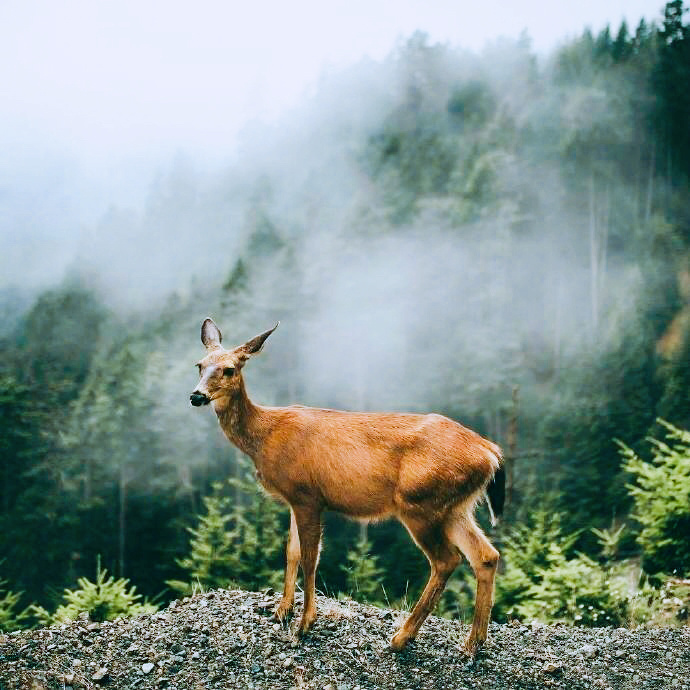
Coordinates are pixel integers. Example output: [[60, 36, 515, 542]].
[[1, 2, 689, 630]]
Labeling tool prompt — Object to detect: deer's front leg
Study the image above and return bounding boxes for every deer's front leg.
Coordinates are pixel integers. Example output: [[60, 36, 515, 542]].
[[275, 508, 300, 621], [293, 504, 322, 638]]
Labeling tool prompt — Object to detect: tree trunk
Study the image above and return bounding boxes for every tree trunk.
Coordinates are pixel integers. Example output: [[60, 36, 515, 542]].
[[554, 275, 564, 374], [359, 522, 368, 542], [84, 456, 92, 503], [645, 140, 655, 223], [589, 174, 599, 333], [118, 460, 127, 578], [600, 185, 610, 316], [505, 386, 519, 509]]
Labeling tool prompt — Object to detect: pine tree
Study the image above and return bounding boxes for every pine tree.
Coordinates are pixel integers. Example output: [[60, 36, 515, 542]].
[[493, 508, 628, 625], [0, 571, 31, 632], [31, 559, 157, 625], [620, 420, 690, 575], [168, 472, 287, 596], [341, 536, 385, 604], [166, 486, 238, 595]]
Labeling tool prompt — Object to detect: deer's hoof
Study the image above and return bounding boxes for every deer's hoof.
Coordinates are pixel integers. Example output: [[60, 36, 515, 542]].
[[463, 632, 485, 657], [296, 612, 316, 638], [274, 601, 294, 622], [389, 629, 410, 652]]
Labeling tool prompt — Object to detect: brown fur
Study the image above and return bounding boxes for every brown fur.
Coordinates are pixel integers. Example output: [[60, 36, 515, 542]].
[[191, 319, 502, 654]]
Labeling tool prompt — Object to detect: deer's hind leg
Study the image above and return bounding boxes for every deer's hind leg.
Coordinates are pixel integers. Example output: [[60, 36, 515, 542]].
[[275, 508, 300, 621], [446, 510, 499, 655], [391, 514, 461, 651]]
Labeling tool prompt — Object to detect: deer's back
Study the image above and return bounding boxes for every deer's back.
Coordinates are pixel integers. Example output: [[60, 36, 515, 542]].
[[254, 406, 501, 519]]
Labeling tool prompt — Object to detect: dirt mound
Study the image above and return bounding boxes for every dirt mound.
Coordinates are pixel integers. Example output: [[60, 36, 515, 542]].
[[1, 589, 688, 689]]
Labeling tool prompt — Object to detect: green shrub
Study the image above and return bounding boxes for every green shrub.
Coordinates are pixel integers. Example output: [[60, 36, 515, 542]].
[[31, 561, 157, 625], [494, 508, 569, 619], [166, 488, 237, 595], [625, 573, 690, 627], [521, 549, 628, 625], [340, 535, 385, 605], [0, 576, 31, 632], [619, 419, 690, 575], [494, 508, 629, 626], [167, 473, 287, 596]]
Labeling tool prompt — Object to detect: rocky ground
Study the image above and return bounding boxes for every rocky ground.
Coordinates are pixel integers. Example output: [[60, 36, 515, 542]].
[[0, 589, 688, 690]]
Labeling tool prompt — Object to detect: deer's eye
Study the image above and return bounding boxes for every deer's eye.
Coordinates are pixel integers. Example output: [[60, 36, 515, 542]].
[[223, 367, 235, 377]]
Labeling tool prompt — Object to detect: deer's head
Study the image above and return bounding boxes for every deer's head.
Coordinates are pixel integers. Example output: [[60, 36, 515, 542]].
[[190, 318, 278, 407]]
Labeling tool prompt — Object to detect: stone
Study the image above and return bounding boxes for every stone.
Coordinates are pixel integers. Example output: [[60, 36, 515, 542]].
[[543, 660, 563, 674], [581, 644, 598, 659], [92, 667, 108, 683]]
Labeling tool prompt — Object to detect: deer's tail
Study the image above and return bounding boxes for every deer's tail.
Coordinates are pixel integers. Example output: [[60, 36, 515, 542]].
[[485, 456, 506, 527]]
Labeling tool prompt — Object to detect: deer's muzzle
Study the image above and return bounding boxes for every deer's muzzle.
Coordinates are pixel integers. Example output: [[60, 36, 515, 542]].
[[190, 392, 210, 407]]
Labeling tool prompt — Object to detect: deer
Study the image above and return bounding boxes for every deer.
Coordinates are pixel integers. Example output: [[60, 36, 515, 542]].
[[190, 318, 504, 655]]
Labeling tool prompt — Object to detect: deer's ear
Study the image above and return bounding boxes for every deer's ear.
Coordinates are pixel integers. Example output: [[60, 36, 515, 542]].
[[201, 318, 223, 351], [241, 322, 279, 356]]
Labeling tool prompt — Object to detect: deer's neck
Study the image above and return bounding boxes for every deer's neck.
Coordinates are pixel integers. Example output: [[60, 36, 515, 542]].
[[214, 378, 266, 459]]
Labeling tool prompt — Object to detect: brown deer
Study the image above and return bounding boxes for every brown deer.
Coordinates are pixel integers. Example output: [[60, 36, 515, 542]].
[[190, 318, 503, 654]]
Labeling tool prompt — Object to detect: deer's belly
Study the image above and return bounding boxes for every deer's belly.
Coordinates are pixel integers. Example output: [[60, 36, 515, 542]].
[[315, 464, 397, 518]]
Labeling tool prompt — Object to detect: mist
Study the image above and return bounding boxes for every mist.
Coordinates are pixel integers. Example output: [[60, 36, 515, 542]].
[[0, 1, 662, 294], [2, 30, 650, 415], [4, 0, 690, 618]]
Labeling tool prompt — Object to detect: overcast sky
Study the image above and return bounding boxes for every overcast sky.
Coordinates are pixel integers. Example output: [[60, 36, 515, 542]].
[[0, 0, 666, 162]]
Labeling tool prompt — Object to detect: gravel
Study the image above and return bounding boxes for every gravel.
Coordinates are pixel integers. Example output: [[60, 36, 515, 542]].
[[1, 588, 688, 689]]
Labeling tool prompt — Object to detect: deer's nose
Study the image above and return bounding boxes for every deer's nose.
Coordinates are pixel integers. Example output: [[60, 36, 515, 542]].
[[190, 392, 210, 407]]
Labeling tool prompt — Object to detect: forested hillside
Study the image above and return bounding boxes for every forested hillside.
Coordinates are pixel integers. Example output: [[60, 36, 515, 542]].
[[1, 2, 689, 630]]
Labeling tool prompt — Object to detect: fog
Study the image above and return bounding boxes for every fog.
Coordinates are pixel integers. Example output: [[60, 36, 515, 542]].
[[0, 0, 662, 289], [0, 1, 664, 427], [4, 2, 687, 612]]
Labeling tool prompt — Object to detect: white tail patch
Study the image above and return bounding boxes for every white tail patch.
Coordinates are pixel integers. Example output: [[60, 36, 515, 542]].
[[486, 449, 501, 472], [485, 491, 498, 527]]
